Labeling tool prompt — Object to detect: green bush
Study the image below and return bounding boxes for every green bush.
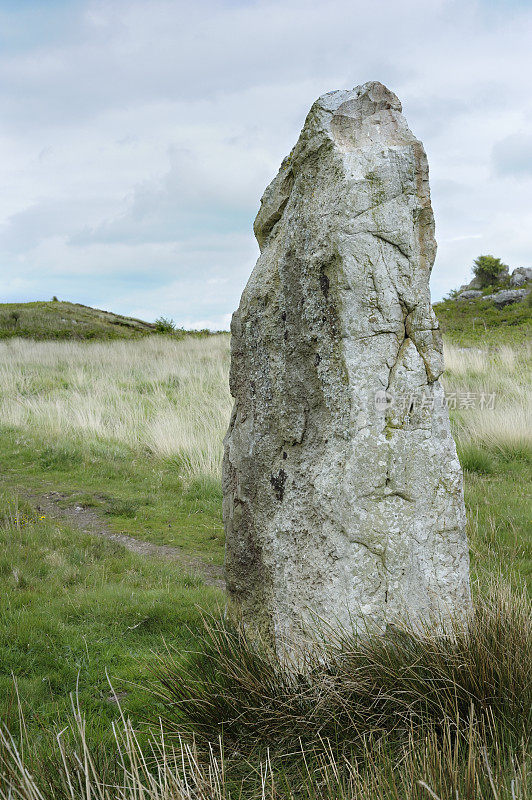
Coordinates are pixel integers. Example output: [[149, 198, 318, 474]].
[[473, 255, 508, 288], [155, 316, 176, 333]]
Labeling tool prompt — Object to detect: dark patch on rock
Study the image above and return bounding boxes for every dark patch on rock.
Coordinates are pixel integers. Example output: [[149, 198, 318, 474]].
[[320, 269, 330, 298], [270, 469, 287, 501]]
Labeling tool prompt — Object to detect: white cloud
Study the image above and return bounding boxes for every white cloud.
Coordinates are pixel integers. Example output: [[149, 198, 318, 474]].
[[492, 133, 532, 177], [1, 0, 532, 327]]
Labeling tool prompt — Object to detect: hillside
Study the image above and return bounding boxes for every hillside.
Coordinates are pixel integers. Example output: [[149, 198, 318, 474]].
[[433, 292, 532, 347], [2, 293, 530, 347], [0, 300, 207, 340]]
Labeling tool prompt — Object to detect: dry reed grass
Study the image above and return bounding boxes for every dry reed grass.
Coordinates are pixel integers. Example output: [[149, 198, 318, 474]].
[[0, 337, 529, 485], [0, 336, 232, 480], [442, 342, 531, 458], [2, 716, 527, 800]]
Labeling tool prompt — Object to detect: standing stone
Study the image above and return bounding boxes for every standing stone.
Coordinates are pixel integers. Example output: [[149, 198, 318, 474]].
[[223, 82, 471, 650]]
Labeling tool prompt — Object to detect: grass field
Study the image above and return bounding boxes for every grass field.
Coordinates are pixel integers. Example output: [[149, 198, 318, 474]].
[[433, 291, 531, 347], [0, 317, 530, 797], [0, 335, 232, 479]]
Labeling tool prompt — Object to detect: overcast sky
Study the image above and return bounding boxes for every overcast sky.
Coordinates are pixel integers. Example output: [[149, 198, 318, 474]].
[[1, 0, 531, 329]]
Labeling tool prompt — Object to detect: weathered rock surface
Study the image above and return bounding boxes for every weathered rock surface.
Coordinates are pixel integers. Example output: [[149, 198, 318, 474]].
[[510, 267, 532, 287], [457, 290, 483, 301], [223, 82, 471, 651], [469, 276, 483, 289], [459, 276, 483, 291], [483, 288, 530, 307]]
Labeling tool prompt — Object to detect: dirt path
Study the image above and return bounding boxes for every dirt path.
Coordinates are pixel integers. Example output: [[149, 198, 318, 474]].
[[30, 491, 226, 590]]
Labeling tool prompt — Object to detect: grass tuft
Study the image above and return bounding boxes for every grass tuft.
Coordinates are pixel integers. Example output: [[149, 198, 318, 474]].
[[458, 442, 495, 474], [1, 586, 529, 799], [152, 584, 531, 756]]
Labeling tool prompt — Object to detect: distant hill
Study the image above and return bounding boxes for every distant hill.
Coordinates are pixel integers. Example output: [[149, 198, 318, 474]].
[[0, 300, 188, 341], [434, 292, 531, 347], [2, 296, 529, 347]]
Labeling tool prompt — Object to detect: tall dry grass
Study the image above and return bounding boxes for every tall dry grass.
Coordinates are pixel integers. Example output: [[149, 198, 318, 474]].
[[1, 583, 530, 799], [442, 342, 531, 459], [0, 336, 232, 480], [0, 336, 529, 484], [1, 715, 528, 800]]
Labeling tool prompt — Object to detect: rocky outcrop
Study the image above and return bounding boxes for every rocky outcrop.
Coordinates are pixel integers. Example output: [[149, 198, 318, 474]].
[[223, 82, 471, 652], [483, 288, 530, 307], [455, 267, 531, 298], [510, 267, 532, 287], [456, 290, 483, 301], [459, 277, 483, 291]]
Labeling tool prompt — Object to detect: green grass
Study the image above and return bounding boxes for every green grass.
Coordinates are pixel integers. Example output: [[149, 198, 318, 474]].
[[0, 428, 225, 560], [0, 425, 529, 754], [0, 301, 158, 340], [458, 441, 496, 474], [462, 452, 532, 593], [434, 292, 532, 347], [0, 487, 222, 749], [0, 421, 226, 755], [0, 325, 530, 798]]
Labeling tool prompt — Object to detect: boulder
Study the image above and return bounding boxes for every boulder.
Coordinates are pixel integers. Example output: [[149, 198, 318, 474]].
[[463, 276, 483, 291], [456, 290, 483, 301], [510, 267, 532, 287], [484, 288, 530, 308], [223, 82, 471, 652]]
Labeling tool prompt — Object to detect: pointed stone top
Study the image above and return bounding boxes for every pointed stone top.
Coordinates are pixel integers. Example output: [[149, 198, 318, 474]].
[[255, 82, 417, 249], [318, 81, 402, 115]]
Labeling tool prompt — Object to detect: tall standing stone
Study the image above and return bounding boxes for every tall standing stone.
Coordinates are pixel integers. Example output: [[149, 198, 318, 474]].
[[223, 82, 471, 650]]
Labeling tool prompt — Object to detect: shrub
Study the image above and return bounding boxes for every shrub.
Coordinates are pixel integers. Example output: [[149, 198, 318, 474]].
[[473, 255, 508, 288], [155, 316, 176, 333], [444, 288, 460, 300]]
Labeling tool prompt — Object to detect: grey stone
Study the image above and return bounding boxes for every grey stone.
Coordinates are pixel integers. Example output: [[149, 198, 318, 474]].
[[499, 264, 510, 280], [484, 288, 530, 307], [510, 267, 532, 287], [464, 276, 483, 290], [223, 82, 471, 652], [456, 290, 483, 300]]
